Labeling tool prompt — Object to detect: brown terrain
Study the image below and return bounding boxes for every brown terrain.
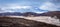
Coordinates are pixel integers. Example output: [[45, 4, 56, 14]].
[[40, 11, 60, 19], [0, 11, 60, 27], [0, 16, 60, 27]]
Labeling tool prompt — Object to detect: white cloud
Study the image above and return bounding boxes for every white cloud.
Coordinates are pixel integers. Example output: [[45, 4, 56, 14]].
[[0, 10, 15, 13], [35, 12, 45, 14], [1, 6, 32, 13], [1, 4, 32, 10], [2, 6, 32, 10], [39, 2, 59, 11], [0, 4, 33, 13]]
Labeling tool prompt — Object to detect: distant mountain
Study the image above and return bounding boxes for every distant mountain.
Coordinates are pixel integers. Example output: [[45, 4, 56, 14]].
[[40, 11, 60, 19], [40, 11, 60, 16], [0, 12, 22, 16], [22, 12, 40, 16], [0, 11, 60, 17], [0, 12, 39, 16]]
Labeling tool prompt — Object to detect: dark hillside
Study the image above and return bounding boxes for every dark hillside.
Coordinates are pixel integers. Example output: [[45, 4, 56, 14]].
[[0, 17, 60, 27], [40, 11, 60, 19]]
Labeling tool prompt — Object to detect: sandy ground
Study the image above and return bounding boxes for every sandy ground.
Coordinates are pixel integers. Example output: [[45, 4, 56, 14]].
[[8, 16, 60, 26]]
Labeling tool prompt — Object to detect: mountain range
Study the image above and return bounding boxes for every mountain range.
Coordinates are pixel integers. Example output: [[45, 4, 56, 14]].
[[40, 11, 60, 19], [0, 11, 60, 17]]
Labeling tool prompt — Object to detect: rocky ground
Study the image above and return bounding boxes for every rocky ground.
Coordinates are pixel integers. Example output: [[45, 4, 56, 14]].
[[8, 16, 60, 26], [0, 17, 60, 27]]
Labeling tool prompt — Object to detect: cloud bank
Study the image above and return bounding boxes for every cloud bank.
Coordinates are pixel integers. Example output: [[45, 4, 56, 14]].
[[39, 2, 60, 11], [0, 0, 60, 13]]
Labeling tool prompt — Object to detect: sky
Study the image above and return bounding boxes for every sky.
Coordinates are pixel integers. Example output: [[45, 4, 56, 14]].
[[0, 0, 60, 13]]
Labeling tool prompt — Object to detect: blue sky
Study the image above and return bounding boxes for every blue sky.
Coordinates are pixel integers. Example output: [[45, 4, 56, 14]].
[[0, 0, 60, 13]]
